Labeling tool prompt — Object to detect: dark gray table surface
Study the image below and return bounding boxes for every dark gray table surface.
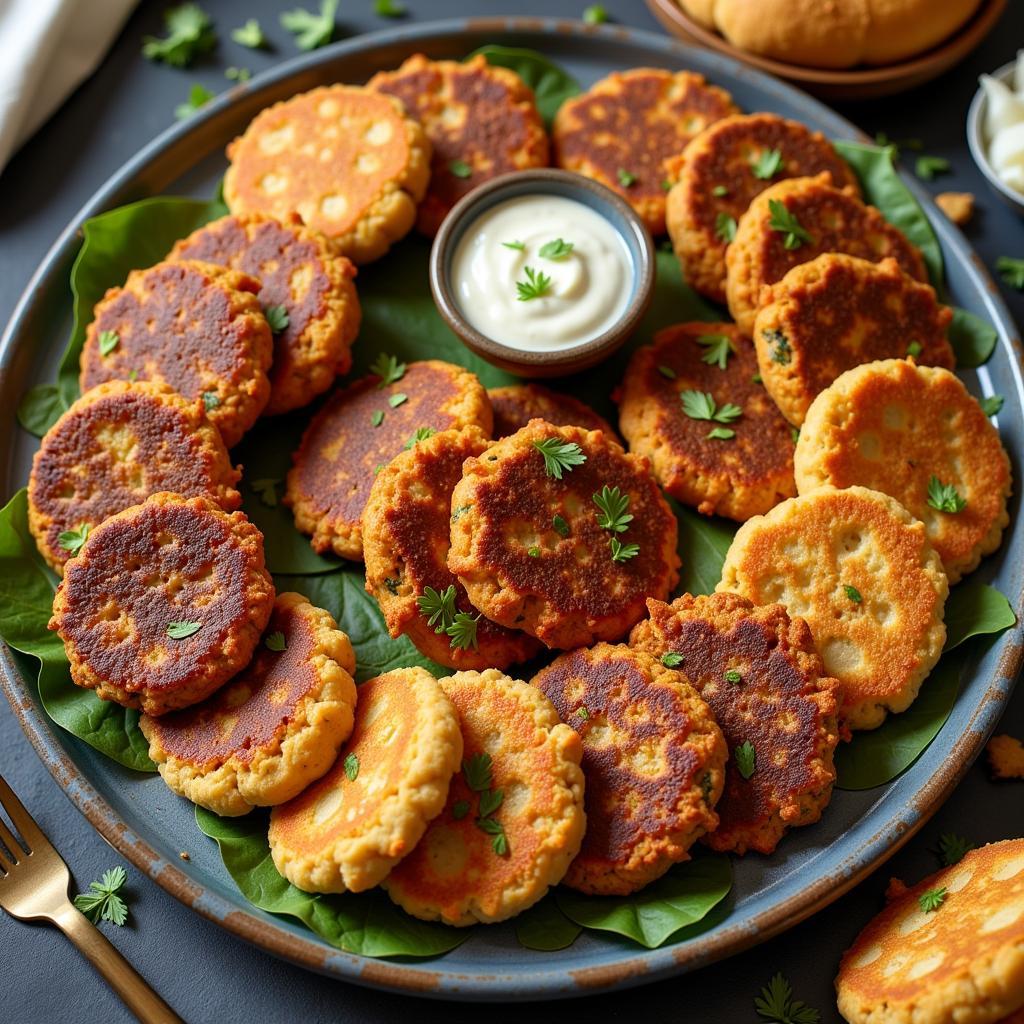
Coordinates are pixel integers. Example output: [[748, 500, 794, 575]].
[[2, 2, 1024, 1021]]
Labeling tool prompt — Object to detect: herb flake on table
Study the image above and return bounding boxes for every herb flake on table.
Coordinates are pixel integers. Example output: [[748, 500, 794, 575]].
[[582, 4, 608, 24], [225, 66, 250, 82], [533, 437, 586, 479], [264, 304, 289, 333], [174, 84, 214, 121], [516, 266, 553, 301], [58, 525, 90, 555], [449, 159, 472, 179], [918, 886, 947, 913], [609, 537, 639, 563], [754, 972, 820, 1024], [231, 19, 266, 48], [264, 631, 286, 652], [715, 212, 737, 243], [752, 148, 783, 180], [697, 333, 735, 370], [680, 390, 742, 425], [539, 238, 574, 260], [937, 832, 974, 866], [768, 199, 813, 250], [73, 867, 129, 926], [980, 394, 1004, 417], [370, 352, 406, 388], [374, 0, 407, 17], [927, 476, 967, 514], [617, 168, 636, 188], [98, 330, 119, 356], [343, 753, 359, 781], [142, 3, 216, 68], [167, 621, 202, 639], [280, 0, 338, 51], [592, 485, 633, 533], [996, 256, 1024, 290], [915, 155, 950, 182], [734, 740, 756, 779], [250, 478, 279, 507], [417, 585, 457, 633]]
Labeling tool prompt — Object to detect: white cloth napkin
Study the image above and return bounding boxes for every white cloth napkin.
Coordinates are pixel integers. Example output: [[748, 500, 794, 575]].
[[0, 0, 137, 172]]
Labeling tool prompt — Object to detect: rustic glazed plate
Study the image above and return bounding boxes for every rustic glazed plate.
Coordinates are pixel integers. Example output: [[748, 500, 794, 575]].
[[1, 17, 1021, 1002]]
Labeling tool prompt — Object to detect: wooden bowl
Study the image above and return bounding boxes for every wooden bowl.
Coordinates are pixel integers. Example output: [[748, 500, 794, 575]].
[[645, 0, 1007, 100]]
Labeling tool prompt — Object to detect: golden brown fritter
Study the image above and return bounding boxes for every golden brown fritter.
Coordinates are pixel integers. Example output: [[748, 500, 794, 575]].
[[368, 54, 549, 236], [630, 592, 841, 855], [27, 381, 241, 575], [618, 321, 796, 521], [487, 383, 617, 440]]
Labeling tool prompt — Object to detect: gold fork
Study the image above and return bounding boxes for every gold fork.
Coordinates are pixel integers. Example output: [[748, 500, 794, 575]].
[[0, 774, 182, 1024]]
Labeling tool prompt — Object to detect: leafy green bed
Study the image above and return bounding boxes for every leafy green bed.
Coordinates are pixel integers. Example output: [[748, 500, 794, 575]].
[[0, 48, 1014, 959]]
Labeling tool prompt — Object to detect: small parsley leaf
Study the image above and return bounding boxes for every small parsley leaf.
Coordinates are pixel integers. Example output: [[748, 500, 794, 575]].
[[592, 485, 633, 533], [661, 652, 684, 668], [657, 364, 677, 380], [417, 585, 457, 632], [478, 788, 504, 818], [528, 546, 541, 558], [463, 753, 493, 792], [446, 612, 480, 651], [712, 184, 729, 197], [231, 19, 266, 48], [734, 740, 756, 779], [680, 390, 742, 424], [532, 437, 587, 479], [617, 168, 636, 187], [844, 584, 863, 604], [754, 972, 820, 1024], [264, 305, 289, 333], [715, 212, 737, 243], [280, 0, 338, 51], [143, 3, 216, 68], [73, 866, 129, 926], [374, 0, 407, 16], [767, 199, 813, 249], [167, 621, 202, 639], [707, 426, 735, 440], [389, 392, 408, 409], [609, 537, 640, 563], [918, 886, 947, 913], [202, 391, 220, 411], [539, 238, 574, 260], [370, 352, 407, 387], [997, 256, 1024, 290], [907, 340, 923, 358], [371, 409, 384, 427], [98, 330, 119, 356], [449, 159, 472, 179], [980, 394, 1004, 417], [264, 631, 286, 652], [343, 752, 359, 781], [225, 66, 251, 82], [576, 706, 590, 720], [250, 478, 279, 507], [58, 525, 90, 555], [915, 155, 950, 182], [502, 239, 525, 251], [927, 476, 967, 514], [404, 426, 436, 449], [752, 148, 783, 180], [174, 83, 214, 121], [724, 669, 742, 684], [583, 4, 608, 23], [516, 266, 553, 301], [552, 514, 570, 538], [937, 833, 974, 866], [697, 333, 735, 370]]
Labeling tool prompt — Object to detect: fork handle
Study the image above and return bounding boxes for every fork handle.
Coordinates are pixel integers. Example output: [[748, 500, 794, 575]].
[[54, 903, 183, 1024]]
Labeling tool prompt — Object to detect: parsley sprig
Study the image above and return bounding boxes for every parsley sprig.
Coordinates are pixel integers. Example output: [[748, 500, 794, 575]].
[[539, 238, 574, 260], [143, 3, 216, 68], [231, 19, 266, 48], [697, 333, 735, 370], [415, 586, 479, 650], [264, 305, 289, 333], [264, 631, 287, 652], [73, 867, 130, 926], [446, 612, 480, 651], [927, 476, 967, 514], [592, 485, 633, 533], [754, 973, 820, 1024], [98, 330, 119, 356], [681, 390, 742, 440], [370, 352, 406, 388], [58, 525, 90, 555], [937, 832, 974, 866], [715, 212, 737, 243], [516, 266, 553, 301], [997, 256, 1024, 290], [918, 886, 947, 913], [533, 437, 586, 479], [609, 537, 640, 563], [280, 0, 338, 51], [404, 426, 436, 449], [459, 753, 509, 855], [752, 148, 783, 180], [767, 199, 813, 250], [175, 84, 214, 121]]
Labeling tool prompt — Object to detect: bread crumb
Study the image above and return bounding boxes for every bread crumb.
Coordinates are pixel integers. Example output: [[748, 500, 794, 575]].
[[987, 733, 1024, 780], [179, 851, 191, 861], [885, 877, 909, 902], [935, 191, 974, 225]]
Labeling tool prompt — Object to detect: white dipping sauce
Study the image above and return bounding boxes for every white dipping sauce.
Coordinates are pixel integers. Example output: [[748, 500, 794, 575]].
[[982, 52, 1024, 194], [451, 194, 634, 351]]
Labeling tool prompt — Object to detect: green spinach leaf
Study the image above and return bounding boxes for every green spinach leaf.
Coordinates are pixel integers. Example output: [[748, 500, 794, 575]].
[[17, 384, 63, 437], [673, 501, 735, 597], [515, 895, 582, 951], [948, 307, 998, 367], [944, 582, 1015, 651], [468, 45, 581, 126]]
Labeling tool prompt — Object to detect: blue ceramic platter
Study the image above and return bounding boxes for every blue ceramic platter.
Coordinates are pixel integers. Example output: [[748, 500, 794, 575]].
[[1, 17, 1021, 1002]]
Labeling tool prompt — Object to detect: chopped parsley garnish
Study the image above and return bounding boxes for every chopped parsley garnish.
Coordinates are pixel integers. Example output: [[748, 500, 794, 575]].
[[370, 352, 407, 388], [202, 391, 220, 411], [502, 240, 526, 251], [918, 886, 947, 913], [516, 266, 553, 301], [734, 740, 756, 779], [449, 159, 472, 179], [552, 514, 570, 538], [98, 330, 119, 356], [715, 212, 737, 243], [73, 867, 129, 926], [764, 328, 792, 365], [231, 19, 267, 48], [997, 256, 1024, 290], [452, 800, 471, 820], [767, 199, 813, 249], [447, 612, 480, 651], [371, 409, 384, 427], [128, 370, 139, 382], [609, 537, 640, 563], [261, 305, 288, 333], [661, 652, 684, 668], [697, 333, 735, 370], [533, 437, 586, 479], [539, 238, 574, 260], [661, 179, 673, 192], [174, 83, 215, 121], [478, 788, 504, 818], [906, 340, 923, 358], [476, 815, 510, 855], [980, 394, 1005, 417], [167, 621, 202, 639], [460, 754, 511, 851], [404, 426, 436, 449], [617, 168, 636, 187], [250, 478, 279, 507], [937, 832, 974, 866], [844, 584, 862, 604], [915, 155, 950, 182], [528, 546, 541, 557], [388, 392, 408, 409], [143, 3, 216, 67], [451, 504, 473, 521], [724, 669, 742, 684], [927, 476, 967, 514], [58, 525, 91, 555], [657, 364, 677, 380], [707, 426, 735, 440], [752, 373, 763, 384], [680, 390, 742, 425], [576, 706, 590, 720], [790, 426, 800, 446], [582, 3, 608, 23], [752, 148, 783, 180], [417, 585, 457, 633], [374, 0, 407, 16], [264, 631, 287, 652], [225, 66, 251, 82], [343, 752, 360, 781], [462, 752, 493, 792], [754, 972, 820, 1024], [280, 0, 338, 51], [592, 485, 633, 533], [712, 184, 729, 197]]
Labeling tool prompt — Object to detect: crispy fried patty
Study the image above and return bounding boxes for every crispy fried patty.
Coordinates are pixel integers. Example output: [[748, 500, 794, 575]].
[[487, 384, 617, 440]]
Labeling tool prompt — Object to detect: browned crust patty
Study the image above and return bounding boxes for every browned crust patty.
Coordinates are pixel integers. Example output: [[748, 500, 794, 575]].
[[488, 384, 617, 440], [368, 54, 549, 237], [665, 113, 861, 303], [448, 420, 680, 650], [630, 592, 841, 855], [170, 213, 361, 416], [27, 381, 241, 575], [79, 260, 273, 448], [363, 427, 541, 670], [553, 68, 739, 235], [285, 360, 493, 562], [754, 255, 955, 426], [49, 493, 274, 715], [531, 643, 726, 894], [725, 174, 928, 335], [618, 322, 796, 521]]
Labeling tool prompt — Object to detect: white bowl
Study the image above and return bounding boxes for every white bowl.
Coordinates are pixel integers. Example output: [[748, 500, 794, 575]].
[[967, 58, 1024, 215]]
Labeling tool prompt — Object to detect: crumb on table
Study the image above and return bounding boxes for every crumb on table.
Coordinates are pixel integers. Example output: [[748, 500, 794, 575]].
[[885, 877, 909, 902], [987, 733, 1024, 780], [935, 191, 974, 225], [179, 851, 191, 861]]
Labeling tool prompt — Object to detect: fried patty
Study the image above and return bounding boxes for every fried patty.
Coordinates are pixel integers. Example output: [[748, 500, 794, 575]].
[[368, 54, 549, 236], [725, 174, 928, 335], [447, 420, 680, 650], [487, 384, 617, 440], [140, 592, 357, 816], [718, 486, 948, 733], [618, 321, 796, 522], [665, 113, 860, 302], [223, 85, 431, 264], [383, 669, 585, 925], [79, 260, 273, 448], [630, 592, 841, 855], [363, 427, 541, 671], [796, 359, 1011, 584], [532, 644, 725, 893], [836, 840, 1024, 1024], [27, 381, 241, 575], [170, 212, 361, 416], [754, 255, 955, 426], [268, 666, 463, 894], [285, 359, 493, 562], [553, 68, 738, 235], [49, 493, 274, 715]]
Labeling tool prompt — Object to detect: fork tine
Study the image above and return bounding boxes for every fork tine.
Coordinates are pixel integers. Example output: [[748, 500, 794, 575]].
[[0, 775, 48, 854], [0, 816, 23, 866]]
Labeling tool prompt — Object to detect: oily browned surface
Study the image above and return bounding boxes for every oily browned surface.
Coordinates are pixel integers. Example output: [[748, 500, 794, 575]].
[[488, 384, 617, 439]]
